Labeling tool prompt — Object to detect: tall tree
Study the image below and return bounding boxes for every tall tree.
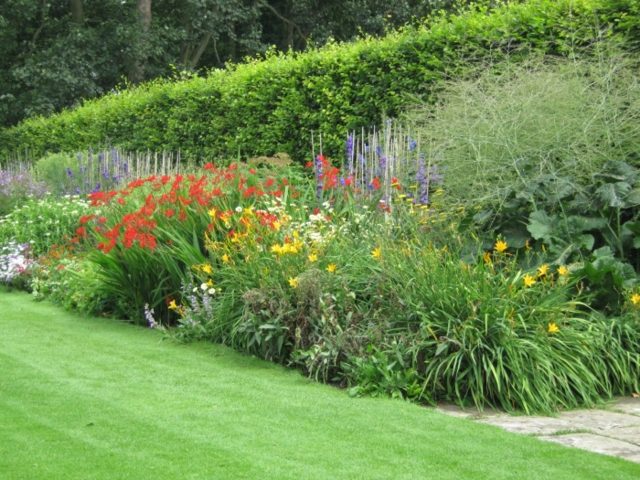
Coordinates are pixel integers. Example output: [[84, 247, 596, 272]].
[[70, 0, 84, 24]]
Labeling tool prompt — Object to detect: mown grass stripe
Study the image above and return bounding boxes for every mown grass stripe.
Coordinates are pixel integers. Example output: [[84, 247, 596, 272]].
[[1, 290, 639, 479]]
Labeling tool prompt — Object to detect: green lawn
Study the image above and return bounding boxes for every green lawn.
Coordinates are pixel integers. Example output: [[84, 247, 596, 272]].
[[1, 290, 638, 480]]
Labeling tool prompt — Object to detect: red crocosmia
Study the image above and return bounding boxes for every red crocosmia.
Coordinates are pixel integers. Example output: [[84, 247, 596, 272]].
[[98, 216, 107, 224], [128, 178, 146, 189], [179, 196, 192, 206], [370, 177, 381, 190], [179, 210, 187, 221], [313, 208, 320, 215], [117, 197, 126, 205], [211, 188, 222, 197], [164, 209, 175, 218], [88, 190, 117, 206], [264, 178, 275, 189], [344, 176, 354, 187], [79, 214, 95, 225], [243, 186, 257, 198], [272, 190, 283, 198], [204, 162, 215, 171], [161, 175, 171, 185], [123, 227, 137, 248], [305, 161, 314, 168], [391, 177, 401, 190], [75, 226, 87, 237], [249, 168, 257, 175], [138, 233, 157, 250]]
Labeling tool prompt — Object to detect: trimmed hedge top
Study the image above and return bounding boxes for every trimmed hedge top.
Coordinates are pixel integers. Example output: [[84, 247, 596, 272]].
[[1, 0, 638, 163]]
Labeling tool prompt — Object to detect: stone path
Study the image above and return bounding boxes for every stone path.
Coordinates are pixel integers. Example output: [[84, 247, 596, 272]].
[[435, 396, 640, 464]]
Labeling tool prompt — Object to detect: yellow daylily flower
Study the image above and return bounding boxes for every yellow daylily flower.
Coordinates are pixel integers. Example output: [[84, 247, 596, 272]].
[[547, 322, 560, 334], [537, 264, 549, 277], [494, 239, 508, 254], [326, 263, 337, 273]]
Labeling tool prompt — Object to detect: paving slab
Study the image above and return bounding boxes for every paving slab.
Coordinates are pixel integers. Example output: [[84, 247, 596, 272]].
[[610, 397, 640, 417], [477, 414, 575, 436], [558, 409, 640, 433], [605, 426, 640, 447], [539, 433, 640, 464], [434, 397, 640, 463]]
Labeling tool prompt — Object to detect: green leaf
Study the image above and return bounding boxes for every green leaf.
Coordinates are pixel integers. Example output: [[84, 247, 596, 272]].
[[527, 210, 555, 242], [595, 182, 631, 208]]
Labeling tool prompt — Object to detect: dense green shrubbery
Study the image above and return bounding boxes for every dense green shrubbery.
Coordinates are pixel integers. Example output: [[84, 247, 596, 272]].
[[1, 0, 638, 163]]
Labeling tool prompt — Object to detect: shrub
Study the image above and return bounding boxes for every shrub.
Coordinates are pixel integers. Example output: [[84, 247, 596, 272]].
[[1, 0, 637, 163]]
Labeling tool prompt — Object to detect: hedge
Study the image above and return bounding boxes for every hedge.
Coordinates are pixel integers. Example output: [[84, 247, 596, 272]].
[[0, 0, 638, 164]]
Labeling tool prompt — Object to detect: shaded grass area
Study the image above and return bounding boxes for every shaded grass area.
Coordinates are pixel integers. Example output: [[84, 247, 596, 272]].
[[1, 290, 638, 480]]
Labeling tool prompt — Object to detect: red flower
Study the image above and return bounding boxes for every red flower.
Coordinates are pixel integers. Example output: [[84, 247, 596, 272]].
[[79, 214, 95, 225], [370, 177, 381, 190], [164, 209, 175, 218]]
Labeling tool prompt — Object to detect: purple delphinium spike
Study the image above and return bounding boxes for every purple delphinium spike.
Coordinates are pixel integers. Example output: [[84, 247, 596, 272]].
[[408, 139, 417, 152], [66, 167, 73, 178], [378, 155, 387, 177], [314, 154, 324, 200], [345, 134, 354, 162], [416, 157, 428, 205]]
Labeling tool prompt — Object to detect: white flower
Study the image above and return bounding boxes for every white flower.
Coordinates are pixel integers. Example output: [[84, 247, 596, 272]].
[[235, 206, 243, 213], [208, 288, 216, 295], [200, 283, 208, 291]]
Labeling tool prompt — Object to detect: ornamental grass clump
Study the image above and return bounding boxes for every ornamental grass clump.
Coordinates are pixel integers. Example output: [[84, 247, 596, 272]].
[[341, 239, 640, 413]]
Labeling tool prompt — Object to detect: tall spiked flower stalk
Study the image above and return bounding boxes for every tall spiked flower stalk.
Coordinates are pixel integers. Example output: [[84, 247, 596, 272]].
[[312, 120, 443, 211]]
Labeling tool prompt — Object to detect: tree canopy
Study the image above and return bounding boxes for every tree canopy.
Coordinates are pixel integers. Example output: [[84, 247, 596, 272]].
[[0, 0, 462, 128]]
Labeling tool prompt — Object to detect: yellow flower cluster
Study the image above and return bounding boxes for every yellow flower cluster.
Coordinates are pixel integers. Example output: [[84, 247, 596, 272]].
[[271, 240, 304, 255]]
